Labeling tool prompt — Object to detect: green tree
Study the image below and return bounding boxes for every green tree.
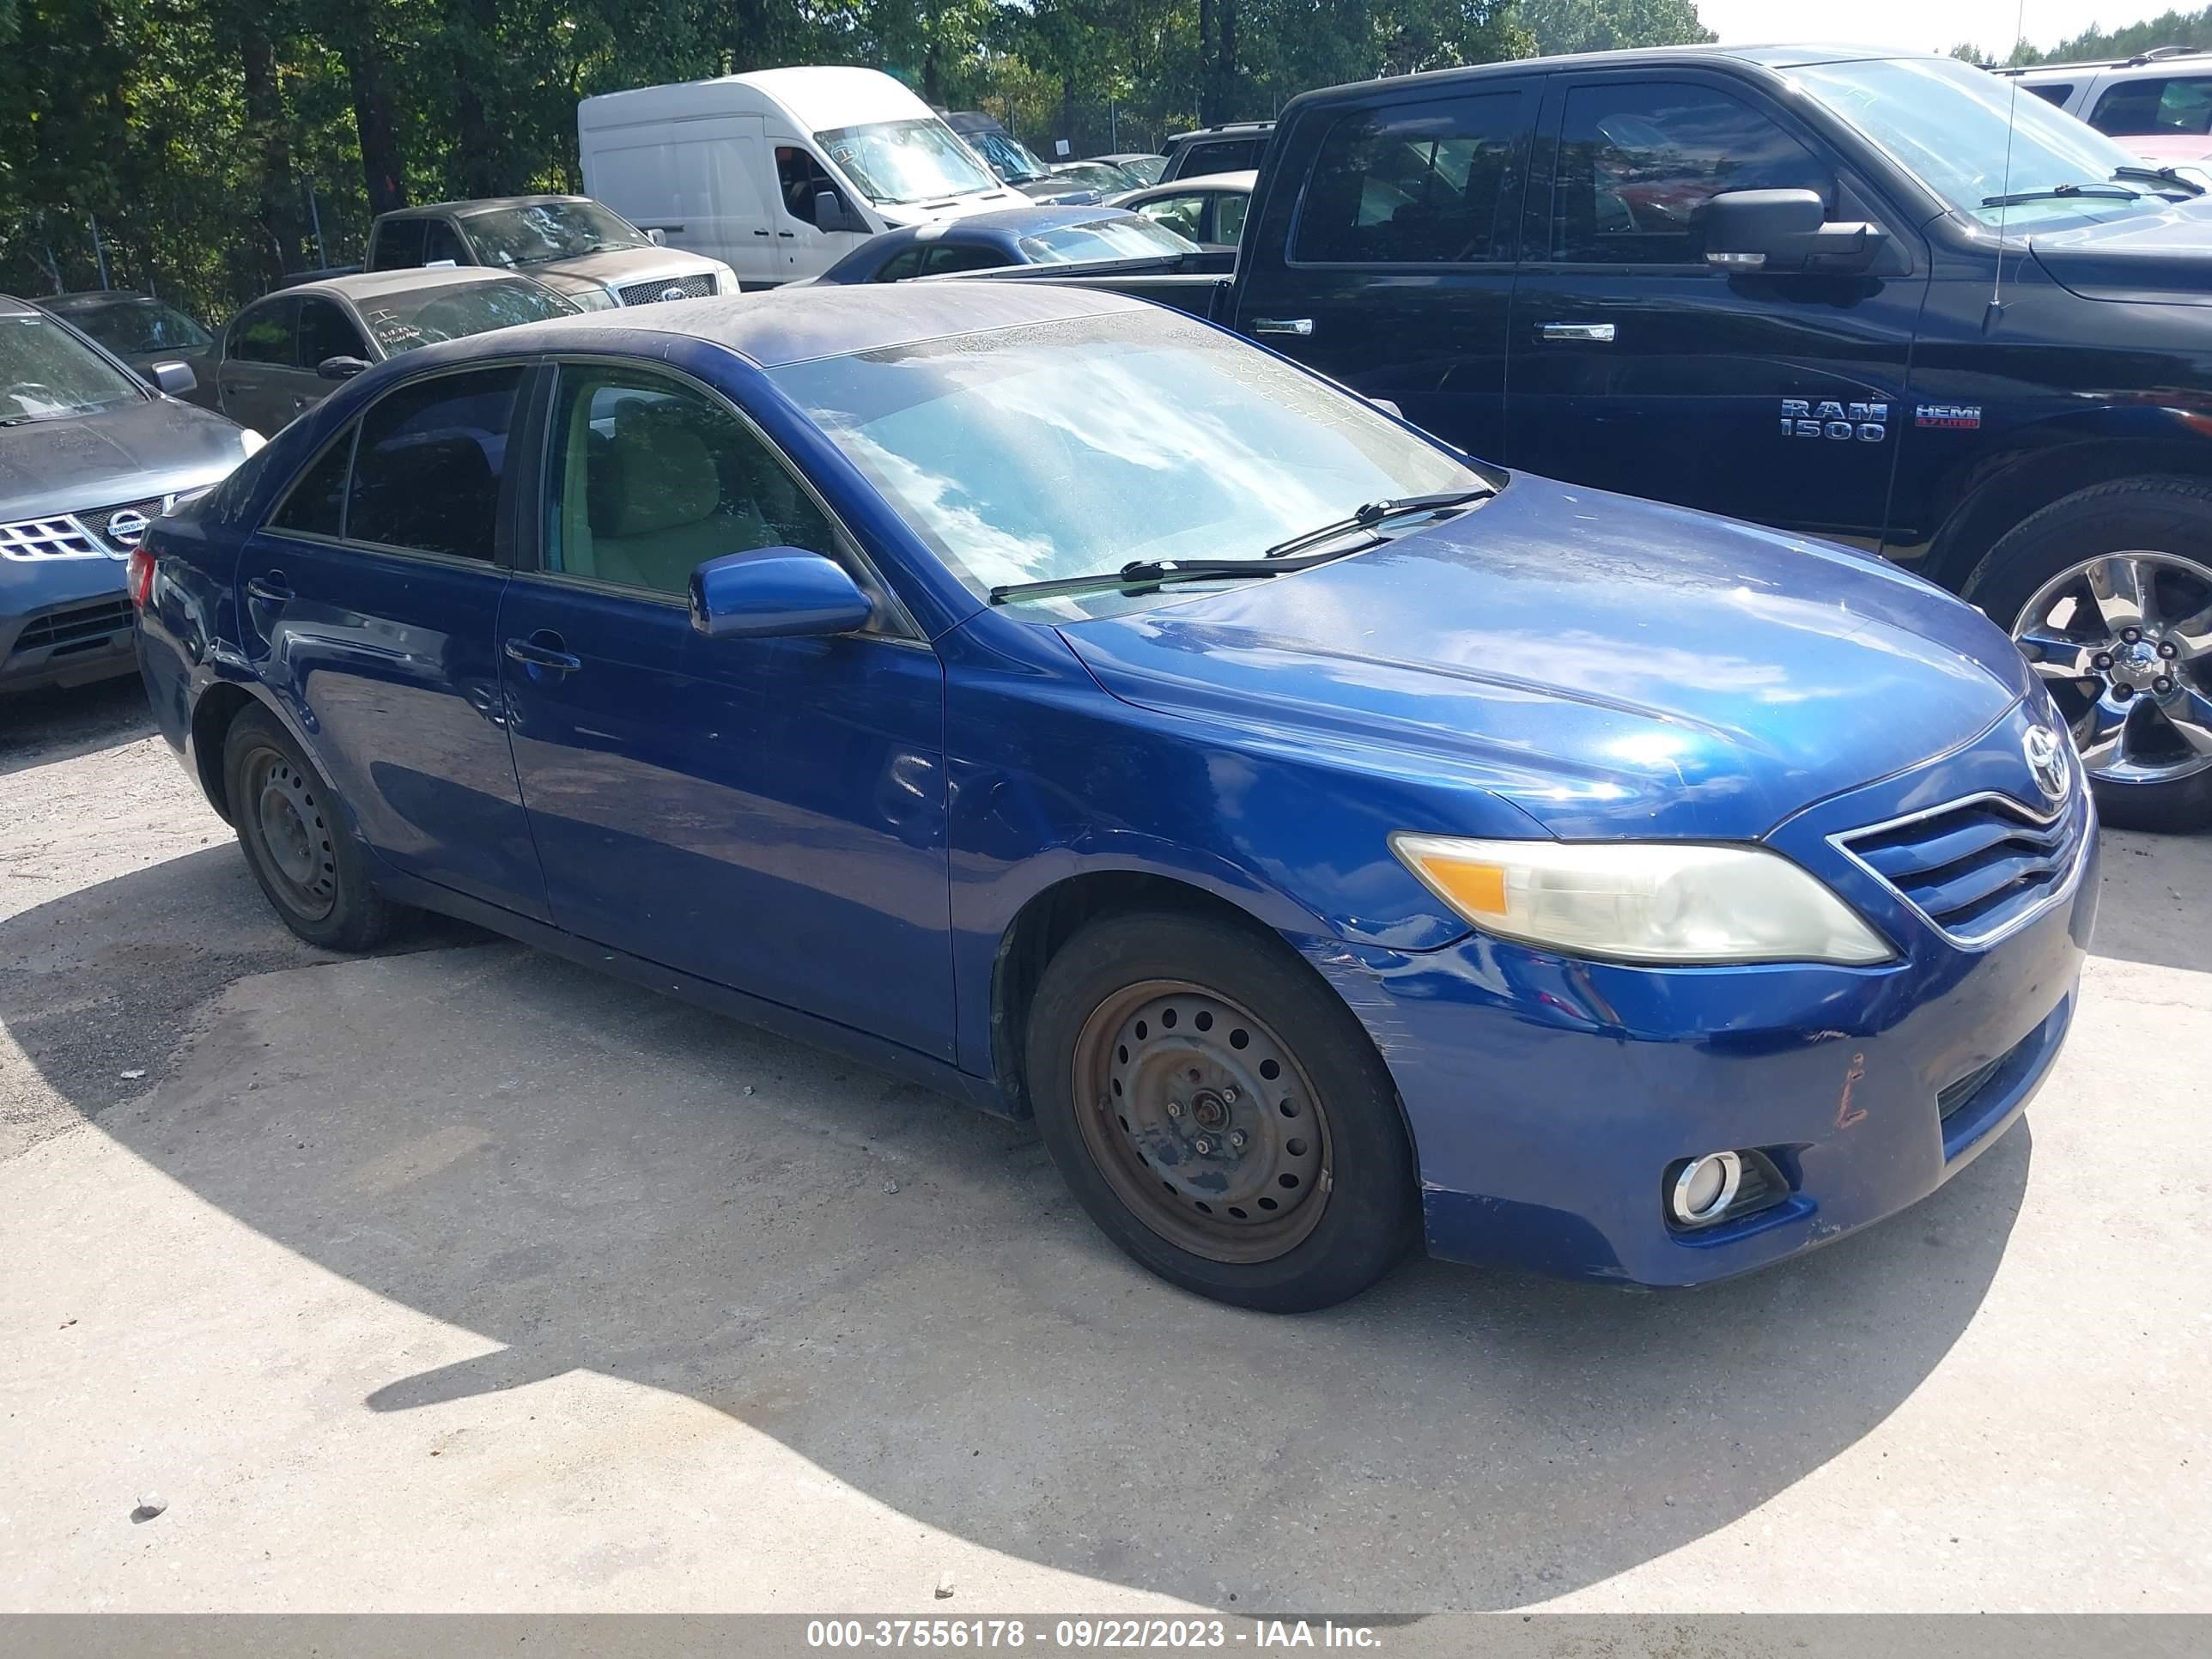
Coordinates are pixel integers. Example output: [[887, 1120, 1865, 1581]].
[[1517, 0, 1713, 57]]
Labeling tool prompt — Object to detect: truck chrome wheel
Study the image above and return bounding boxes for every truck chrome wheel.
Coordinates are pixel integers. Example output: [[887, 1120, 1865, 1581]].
[[2011, 550, 2212, 787], [1072, 979, 1333, 1265]]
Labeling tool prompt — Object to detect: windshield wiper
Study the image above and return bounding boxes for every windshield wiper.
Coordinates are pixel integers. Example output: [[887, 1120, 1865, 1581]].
[[2112, 164, 2205, 197], [1981, 182, 2140, 208], [1259, 489, 1494, 561], [987, 489, 1494, 605]]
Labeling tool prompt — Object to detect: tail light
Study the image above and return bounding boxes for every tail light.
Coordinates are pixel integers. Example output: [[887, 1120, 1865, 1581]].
[[126, 544, 155, 609]]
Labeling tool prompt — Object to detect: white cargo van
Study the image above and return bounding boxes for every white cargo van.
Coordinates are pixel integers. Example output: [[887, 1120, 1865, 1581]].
[[577, 66, 1029, 288]]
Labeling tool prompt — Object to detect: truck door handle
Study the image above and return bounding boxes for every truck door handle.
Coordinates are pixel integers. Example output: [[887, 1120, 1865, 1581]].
[[1251, 318, 1314, 337], [777, 231, 796, 239], [504, 631, 580, 673], [754, 229, 771, 236], [1538, 322, 1616, 343], [245, 572, 293, 603]]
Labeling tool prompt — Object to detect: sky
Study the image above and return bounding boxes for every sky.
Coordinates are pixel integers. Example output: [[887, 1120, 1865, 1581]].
[[1695, 0, 2184, 56]]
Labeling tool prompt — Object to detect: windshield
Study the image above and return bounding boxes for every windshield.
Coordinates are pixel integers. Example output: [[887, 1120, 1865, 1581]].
[[0, 310, 144, 423], [968, 129, 1053, 185], [459, 201, 649, 266], [356, 280, 580, 356], [770, 311, 1482, 612], [1054, 161, 1139, 194], [1017, 216, 1198, 262], [1792, 57, 2186, 228], [817, 118, 998, 206], [64, 299, 211, 355]]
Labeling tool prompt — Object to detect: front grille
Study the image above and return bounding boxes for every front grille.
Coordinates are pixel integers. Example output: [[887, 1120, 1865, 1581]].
[[1838, 791, 2088, 944], [1937, 1057, 2006, 1124], [1, 515, 106, 561], [3, 493, 173, 562], [617, 272, 716, 306], [78, 496, 168, 550], [11, 597, 134, 658]]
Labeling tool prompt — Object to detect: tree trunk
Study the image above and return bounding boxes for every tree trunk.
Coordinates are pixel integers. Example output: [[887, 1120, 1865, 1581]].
[[1218, 0, 1237, 116], [452, 0, 501, 198], [240, 24, 304, 282], [343, 27, 407, 216], [1198, 0, 1217, 123]]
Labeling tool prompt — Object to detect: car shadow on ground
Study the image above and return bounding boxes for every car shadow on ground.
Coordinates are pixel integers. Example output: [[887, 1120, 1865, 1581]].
[[0, 677, 155, 778], [5, 842, 2041, 1608]]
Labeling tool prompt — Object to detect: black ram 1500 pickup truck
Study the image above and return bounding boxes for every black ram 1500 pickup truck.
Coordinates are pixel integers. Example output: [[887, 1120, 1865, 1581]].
[[967, 44, 2212, 830]]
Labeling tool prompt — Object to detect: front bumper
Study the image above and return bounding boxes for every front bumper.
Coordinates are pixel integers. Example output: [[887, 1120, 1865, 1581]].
[[2, 562, 136, 695], [1310, 728, 2098, 1288]]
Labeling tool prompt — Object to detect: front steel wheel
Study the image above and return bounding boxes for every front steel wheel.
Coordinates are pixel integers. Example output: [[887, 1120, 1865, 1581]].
[[1026, 909, 1418, 1312]]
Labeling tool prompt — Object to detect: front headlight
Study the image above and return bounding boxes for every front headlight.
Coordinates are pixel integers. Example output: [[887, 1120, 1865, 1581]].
[[238, 428, 266, 457], [1390, 834, 1893, 966], [569, 286, 620, 313]]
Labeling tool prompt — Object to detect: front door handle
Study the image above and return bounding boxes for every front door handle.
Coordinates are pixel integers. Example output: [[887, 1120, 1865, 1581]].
[[245, 572, 292, 603], [777, 231, 796, 239], [754, 228, 772, 236], [1251, 317, 1314, 337], [1538, 321, 1616, 343], [504, 631, 581, 673]]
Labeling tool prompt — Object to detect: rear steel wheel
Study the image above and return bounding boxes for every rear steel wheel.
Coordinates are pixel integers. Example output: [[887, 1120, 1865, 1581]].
[[222, 706, 400, 951], [243, 748, 339, 922], [1072, 980, 1332, 1264], [2010, 550, 2212, 789]]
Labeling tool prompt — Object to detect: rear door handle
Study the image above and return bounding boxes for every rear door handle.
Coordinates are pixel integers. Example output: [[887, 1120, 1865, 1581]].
[[754, 229, 772, 236], [1251, 317, 1313, 337], [1538, 322, 1616, 343], [504, 632, 581, 673], [245, 572, 292, 603], [776, 231, 796, 239]]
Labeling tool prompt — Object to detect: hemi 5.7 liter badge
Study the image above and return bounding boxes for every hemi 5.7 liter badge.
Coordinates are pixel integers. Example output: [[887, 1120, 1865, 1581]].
[[1915, 403, 1983, 429], [1781, 399, 1887, 441]]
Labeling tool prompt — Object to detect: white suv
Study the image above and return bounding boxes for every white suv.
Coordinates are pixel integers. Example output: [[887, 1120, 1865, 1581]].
[[2004, 48, 2212, 159]]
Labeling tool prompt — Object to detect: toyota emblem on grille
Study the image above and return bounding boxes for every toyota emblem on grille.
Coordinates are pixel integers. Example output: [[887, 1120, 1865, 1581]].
[[103, 508, 150, 551], [2023, 723, 2069, 802]]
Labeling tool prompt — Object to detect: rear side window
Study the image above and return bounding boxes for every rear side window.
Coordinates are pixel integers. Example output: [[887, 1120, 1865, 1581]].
[[2024, 82, 2074, 107], [1551, 82, 1832, 265], [2090, 75, 2212, 136], [1134, 192, 1207, 241], [875, 248, 924, 282], [228, 299, 296, 365], [268, 425, 356, 539], [1294, 94, 1525, 264], [370, 219, 427, 270], [1216, 191, 1250, 244], [347, 368, 523, 561], [921, 243, 1006, 276], [1182, 138, 1262, 175]]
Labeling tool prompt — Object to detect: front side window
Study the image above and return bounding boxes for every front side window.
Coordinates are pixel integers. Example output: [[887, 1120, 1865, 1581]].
[[0, 310, 146, 423], [296, 299, 367, 368], [422, 219, 469, 264], [1297, 94, 1524, 264], [770, 310, 1482, 613], [543, 368, 836, 598], [228, 299, 297, 366], [2091, 75, 2212, 136], [921, 243, 1008, 276], [354, 279, 577, 358], [874, 247, 925, 283], [1792, 56, 2183, 230], [457, 200, 647, 267], [816, 118, 997, 206], [1133, 193, 1207, 241], [348, 368, 522, 561], [1553, 82, 1832, 265], [1183, 139, 1261, 175], [1215, 191, 1251, 244]]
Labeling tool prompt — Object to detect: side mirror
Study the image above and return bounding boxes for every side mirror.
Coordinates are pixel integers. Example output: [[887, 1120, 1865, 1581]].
[[1369, 397, 1404, 419], [646, 228, 667, 246], [317, 355, 371, 381], [814, 189, 867, 235], [149, 361, 198, 397], [690, 547, 873, 640], [1703, 189, 1887, 273]]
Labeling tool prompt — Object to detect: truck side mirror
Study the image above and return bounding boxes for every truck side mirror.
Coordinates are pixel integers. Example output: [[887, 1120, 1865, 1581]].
[[1703, 189, 1887, 274], [814, 189, 866, 235]]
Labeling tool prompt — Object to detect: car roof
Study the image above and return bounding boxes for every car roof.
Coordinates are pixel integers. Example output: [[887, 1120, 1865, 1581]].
[[254, 267, 538, 305], [411, 282, 1153, 372], [1164, 122, 1274, 143], [937, 204, 1140, 237], [1090, 152, 1164, 164], [0, 293, 46, 319], [380, 194, 591, 220], [45, 290, 172, 309], [1291, 42, 1932, 103]]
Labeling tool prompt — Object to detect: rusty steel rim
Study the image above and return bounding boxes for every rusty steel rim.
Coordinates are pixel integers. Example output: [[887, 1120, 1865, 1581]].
[[1071, 978, 1333, 1264]]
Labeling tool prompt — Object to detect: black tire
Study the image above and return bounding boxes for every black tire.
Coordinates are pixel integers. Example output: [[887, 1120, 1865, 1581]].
[[1963, 476, 2212, 834], [1025, 908, 1419, 1312], [222, 705, 401, 951]]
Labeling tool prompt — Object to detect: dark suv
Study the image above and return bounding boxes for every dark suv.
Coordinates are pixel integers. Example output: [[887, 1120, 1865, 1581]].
[[1159, 122, 1275, 181]]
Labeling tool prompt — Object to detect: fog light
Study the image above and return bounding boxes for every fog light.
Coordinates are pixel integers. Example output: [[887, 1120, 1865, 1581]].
[[1670, 1151, 1743, 1227]]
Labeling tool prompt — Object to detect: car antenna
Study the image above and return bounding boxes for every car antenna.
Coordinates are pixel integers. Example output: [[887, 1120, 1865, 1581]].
[[1986, 0, 2028, 333]]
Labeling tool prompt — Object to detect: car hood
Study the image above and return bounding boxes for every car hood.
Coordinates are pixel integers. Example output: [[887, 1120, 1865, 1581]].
[[1055, 475, 2033, 841], [0, 396, 246, 523], [1012, 179, 1103, 205], [2030, 198, 2212, 305], [875, 189, 1033, 228]]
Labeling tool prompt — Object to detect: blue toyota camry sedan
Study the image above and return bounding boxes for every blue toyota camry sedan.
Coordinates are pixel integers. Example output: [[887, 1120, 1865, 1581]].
[[133, 285, 2096, 1311]]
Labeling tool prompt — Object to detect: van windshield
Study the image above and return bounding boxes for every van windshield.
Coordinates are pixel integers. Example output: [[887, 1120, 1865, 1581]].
[[817, 118, 998, 206], [1792, 56, 2194, 229]]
